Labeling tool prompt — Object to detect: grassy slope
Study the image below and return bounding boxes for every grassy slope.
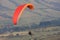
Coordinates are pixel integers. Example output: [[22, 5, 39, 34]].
[[0, 26, 60, 40]]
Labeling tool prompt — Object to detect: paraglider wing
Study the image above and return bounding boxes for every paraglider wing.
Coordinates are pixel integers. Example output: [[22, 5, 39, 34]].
[[12, 3, 34, 25]]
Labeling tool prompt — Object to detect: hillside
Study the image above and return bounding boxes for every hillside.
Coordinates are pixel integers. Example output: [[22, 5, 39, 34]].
[[0, 26, 60, 40], [0, 0, 60, 26]]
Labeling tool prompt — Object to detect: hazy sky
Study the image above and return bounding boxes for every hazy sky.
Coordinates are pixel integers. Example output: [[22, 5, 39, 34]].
[[0, 0, 60, 26]]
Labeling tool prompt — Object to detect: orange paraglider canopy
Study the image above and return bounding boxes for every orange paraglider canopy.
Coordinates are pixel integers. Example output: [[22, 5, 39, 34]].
[[12, 3, 34, 25]]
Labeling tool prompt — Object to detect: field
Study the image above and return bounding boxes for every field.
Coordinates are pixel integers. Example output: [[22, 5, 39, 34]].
[[0, 26, 60, 40]]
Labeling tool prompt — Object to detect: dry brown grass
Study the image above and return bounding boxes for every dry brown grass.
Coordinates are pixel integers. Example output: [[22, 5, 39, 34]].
[[0, 31, 29, 37]]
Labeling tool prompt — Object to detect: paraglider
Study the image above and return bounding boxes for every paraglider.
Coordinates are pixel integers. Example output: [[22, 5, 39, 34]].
[[12, 3, 34, 25], [28, 31, 32, 36]]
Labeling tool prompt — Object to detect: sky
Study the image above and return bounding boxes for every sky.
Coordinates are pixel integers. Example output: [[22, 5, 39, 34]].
[[0, 0, 60, 27]]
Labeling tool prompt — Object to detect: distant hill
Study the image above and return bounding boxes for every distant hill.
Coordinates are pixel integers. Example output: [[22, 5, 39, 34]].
[[39, 18, 60, 27], [0, 18, 60, 34], [0, 0, 60, 26]]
